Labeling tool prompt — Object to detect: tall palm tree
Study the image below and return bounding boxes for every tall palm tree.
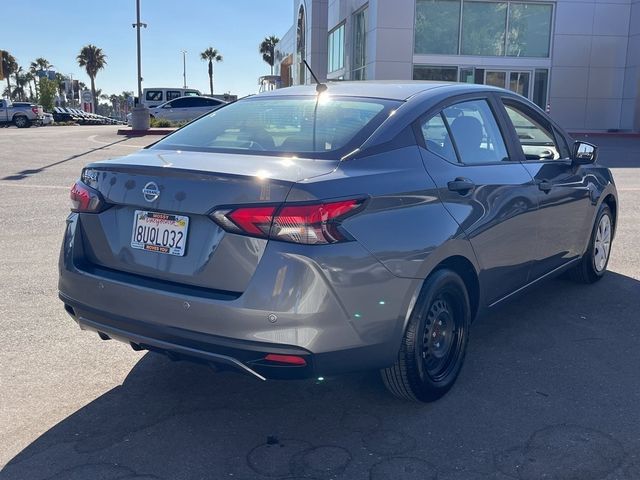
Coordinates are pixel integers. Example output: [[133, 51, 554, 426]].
[[4, 53, 18, 96], [24, 72, 35, 101], [13, 67, 27, 101], [259, 36, 280, 75], [76, 44, 107, 112], [30, 58, 53, 100], [200, 47, 223, 96]]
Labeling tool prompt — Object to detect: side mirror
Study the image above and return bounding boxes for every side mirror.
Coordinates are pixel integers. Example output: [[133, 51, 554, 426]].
[[573, 141, 597, 164]]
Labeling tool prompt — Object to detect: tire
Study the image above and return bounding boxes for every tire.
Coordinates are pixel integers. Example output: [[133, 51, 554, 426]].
[[381, 269, 471, 402], [13, 115, 30, 128], [568, 203, 613, 284]]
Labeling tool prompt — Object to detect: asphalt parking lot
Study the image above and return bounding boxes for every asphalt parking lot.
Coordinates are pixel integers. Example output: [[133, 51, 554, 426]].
[[0, 126, 639, 480]]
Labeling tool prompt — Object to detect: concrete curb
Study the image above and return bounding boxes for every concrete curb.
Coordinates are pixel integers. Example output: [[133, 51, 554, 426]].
[[117, 128, 177, 136]]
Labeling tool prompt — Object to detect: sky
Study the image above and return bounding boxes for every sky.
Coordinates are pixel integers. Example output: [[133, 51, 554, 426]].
[[1, 0, 293, 98]]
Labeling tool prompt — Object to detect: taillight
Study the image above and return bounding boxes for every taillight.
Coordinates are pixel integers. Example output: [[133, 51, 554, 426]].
[[70, 180, 107, 213], [31, 107, 39, 115], [211, 199, 364, 244]]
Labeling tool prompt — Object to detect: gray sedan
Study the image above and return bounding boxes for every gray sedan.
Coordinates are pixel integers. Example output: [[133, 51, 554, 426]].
[[59, 81, 617, 401]]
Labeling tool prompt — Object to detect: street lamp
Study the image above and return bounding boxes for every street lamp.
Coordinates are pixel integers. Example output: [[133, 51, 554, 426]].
[[182, 50, 187, 88], [130, 0, 149, 130]]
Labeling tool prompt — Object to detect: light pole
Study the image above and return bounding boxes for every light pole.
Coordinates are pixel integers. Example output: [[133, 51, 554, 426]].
[[130, 0, 149, 130], [182, 50, 187, 88]]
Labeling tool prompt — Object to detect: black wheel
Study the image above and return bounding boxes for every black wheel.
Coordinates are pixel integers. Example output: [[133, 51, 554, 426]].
[[14, 115, 30, 128], [382, 269, 471, 402], [568, 203, 613, 284]]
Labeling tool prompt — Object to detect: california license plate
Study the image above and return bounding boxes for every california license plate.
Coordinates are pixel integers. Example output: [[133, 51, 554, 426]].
[[131, 210, 189, 256]]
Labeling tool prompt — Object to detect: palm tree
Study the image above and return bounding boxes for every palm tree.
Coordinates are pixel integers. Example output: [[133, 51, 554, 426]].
[[259, 36, 280, 75], [24, 72, 35, 101], [30, 58, 53, 100], [13, 67, 28, 101], [200, 47, 223, 96], [4, 53, 18, 96], [76, 44, 107, 112]]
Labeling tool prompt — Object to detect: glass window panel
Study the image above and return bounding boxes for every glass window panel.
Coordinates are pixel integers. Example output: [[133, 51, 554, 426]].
[[504, 103, 560, 160], [421, 113, 458, 163], [413, 65, 458, 81], [461, 2, 507, 56], [443, 100, 509, 164], [459, 68, 475, 83], [414, 0, 461, 54], [507, 3, 552, 57], [509, 71, 530, 97], [485, 71, 506, 88], [352, 7, 367, 79], [533, 69, 548, 109], [328, 24, 345, 72]]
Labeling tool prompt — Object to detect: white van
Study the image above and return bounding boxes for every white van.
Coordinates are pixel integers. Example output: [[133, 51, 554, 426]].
[[141, 87, 201, 108]]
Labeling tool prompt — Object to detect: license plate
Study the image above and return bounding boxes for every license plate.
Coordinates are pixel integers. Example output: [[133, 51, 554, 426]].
[[131, 210, 189, 256]]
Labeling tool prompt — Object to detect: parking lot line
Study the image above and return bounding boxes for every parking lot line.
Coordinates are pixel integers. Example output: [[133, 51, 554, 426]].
[[0, 182, 69, 190]]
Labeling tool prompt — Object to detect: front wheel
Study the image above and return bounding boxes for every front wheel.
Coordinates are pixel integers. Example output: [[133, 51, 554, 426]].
[[568, 203, 613, 284], [381, 269, 471, 402]]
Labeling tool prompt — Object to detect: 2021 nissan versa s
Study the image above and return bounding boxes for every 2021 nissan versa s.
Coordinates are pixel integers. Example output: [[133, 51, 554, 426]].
[[59, 82, 617, 401]]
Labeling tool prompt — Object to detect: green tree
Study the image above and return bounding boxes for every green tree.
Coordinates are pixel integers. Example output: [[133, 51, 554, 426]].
[[3, 52, 18, 97], [76, 44, 107, 112], [38, 77, 57, 111], [259, 35, 279, 75], [13, 67, 28, 101], [200, 47, 223, 96], [29, 57, 54, 101]]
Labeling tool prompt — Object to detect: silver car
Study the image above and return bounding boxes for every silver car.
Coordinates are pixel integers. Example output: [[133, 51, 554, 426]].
[[59, 82, 617, 401], [149, 95, 226, 123]]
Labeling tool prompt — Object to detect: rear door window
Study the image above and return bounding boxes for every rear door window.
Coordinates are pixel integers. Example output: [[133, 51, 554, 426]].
[[441, 99, 509, 164], [420, 114, 458, 164], [170, 97, 193, 108]]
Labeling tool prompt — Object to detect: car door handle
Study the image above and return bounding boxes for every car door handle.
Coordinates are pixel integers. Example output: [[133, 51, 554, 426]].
[[537, 180, 553, 193], [447, 177, 475, 194]]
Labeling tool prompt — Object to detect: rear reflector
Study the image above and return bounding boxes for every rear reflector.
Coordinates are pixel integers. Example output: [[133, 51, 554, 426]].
[[264, 354, 307, 366], [211, 198, 364, 244]]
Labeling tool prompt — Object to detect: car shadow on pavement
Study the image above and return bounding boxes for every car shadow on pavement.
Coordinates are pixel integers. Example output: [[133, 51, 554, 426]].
[[1, 138, 130, 181], [2, 272, 640, 480]]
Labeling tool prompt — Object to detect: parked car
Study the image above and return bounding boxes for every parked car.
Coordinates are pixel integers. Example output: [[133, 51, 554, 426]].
[[41, 112, 54, 125], [149, 95, 226, 123], [0, 99, 44, 127], [59, 82, 617, 401], [141, 87, 201, 108]]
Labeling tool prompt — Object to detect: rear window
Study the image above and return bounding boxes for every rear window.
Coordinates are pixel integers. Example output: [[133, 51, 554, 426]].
[[151, 95, 398, 158]]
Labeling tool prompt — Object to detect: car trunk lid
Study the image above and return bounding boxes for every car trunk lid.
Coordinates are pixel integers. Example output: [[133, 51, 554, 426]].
[[76, 149, 338, 293]]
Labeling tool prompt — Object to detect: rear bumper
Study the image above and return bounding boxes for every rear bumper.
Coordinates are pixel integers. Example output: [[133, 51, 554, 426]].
[[59, 214, 420, 379], [60, 292, 411, 380]]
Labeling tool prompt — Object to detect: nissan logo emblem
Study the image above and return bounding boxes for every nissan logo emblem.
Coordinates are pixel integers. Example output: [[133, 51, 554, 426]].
[[142, 181, 160, 202]]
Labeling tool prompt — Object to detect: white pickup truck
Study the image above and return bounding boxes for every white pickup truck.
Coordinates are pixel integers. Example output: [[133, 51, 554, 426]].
[[0, 99, 44, 128]]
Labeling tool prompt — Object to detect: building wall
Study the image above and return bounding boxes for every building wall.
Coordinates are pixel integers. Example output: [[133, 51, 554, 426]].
[[277, 0, 639, 131], [550, 0, 631, 130], [623, 0, 640, 129]]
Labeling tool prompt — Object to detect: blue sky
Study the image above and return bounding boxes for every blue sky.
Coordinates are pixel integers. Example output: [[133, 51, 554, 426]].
[[1, 1, 293, 97]]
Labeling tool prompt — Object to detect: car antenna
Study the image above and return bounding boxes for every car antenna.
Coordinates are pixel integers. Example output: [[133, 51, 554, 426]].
[[303, 60, 328, 94]]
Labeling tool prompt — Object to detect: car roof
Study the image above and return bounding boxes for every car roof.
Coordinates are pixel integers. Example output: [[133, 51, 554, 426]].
[[256, 80, 505, 101]]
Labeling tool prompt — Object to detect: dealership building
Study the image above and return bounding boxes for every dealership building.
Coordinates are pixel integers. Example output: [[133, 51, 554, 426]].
[[274, 0, 640, 131]]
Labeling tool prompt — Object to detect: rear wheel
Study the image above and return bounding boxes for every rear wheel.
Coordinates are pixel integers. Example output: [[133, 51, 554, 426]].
[[14, 115, 30, 128], [568, 204, 613, 284], [382, 269, 471, 402]]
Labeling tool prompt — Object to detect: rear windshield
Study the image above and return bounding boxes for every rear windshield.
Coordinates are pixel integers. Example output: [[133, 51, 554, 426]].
[[151, 95, 399, 158]]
